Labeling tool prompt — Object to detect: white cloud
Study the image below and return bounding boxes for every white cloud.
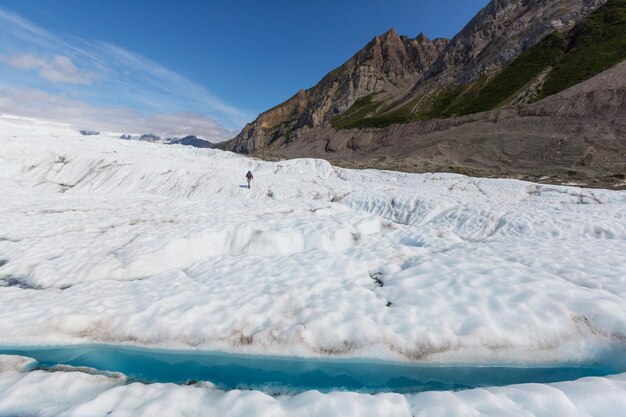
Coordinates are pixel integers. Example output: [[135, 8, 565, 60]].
[[3, 54, 93, 84], [0, 87, 236, 141], [93, 42, 249, 126], [0, 6, 251, 135]]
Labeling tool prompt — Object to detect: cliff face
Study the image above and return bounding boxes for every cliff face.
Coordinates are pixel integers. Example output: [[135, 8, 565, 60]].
[[230, 29, 447, 153], [225, 0, 625, 188], [255, 61, 626, 188], [423, 0, 607, 86], [298, 29, 449, 125]]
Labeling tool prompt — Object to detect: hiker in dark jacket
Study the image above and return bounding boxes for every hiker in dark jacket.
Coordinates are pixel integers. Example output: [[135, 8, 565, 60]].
[[245, 170, 253, 189]]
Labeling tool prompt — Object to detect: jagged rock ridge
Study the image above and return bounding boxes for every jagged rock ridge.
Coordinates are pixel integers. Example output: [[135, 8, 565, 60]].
[[231, 29, 448, 153], [225, 0, 625, 188]]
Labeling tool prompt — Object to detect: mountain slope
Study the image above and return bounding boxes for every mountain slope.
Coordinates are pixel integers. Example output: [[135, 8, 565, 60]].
[[230, 29, 447, 153], [283, 60, 625, 185], [225, 0, 625, 187], [420, 0, 607, 86], [329, 0, 626, 129]]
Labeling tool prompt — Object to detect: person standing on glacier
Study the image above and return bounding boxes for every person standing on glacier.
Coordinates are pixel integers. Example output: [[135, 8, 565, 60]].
[[245, 170, 253, 189]]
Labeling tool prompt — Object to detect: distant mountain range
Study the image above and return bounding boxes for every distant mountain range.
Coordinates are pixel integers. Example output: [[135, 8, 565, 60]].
[[224, 0, 626, 188], [119, 134, 216, 149], [79, 130, 100, 136]]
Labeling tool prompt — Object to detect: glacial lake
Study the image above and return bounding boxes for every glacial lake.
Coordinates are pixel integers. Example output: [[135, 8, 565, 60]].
[[1, 345, 624, 394]]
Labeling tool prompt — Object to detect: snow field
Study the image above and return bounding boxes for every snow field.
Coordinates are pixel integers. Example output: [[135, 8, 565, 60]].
[[1, 114, 626, 416], [1, 114, 625, 364]]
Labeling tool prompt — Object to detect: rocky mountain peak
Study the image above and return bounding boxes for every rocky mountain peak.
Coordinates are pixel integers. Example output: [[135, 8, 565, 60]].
[[229, 26, 449, 153], [377, 27, 400, 43], [227, 0, 613, 160], [414, 32, 428, 42], [421, 0, 608, 86]]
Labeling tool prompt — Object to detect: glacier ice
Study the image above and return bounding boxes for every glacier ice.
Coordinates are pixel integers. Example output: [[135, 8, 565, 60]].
[[0, 114, 625, 416]]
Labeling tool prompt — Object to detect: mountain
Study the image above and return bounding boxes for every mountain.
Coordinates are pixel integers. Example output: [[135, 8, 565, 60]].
[[226, 0, 626, 188], [139, 133, 161, 142], [118, 134, 215, 149], [166, 135, 215, 149], [79, 130, 99, 136], [228, 29, 447, 153]]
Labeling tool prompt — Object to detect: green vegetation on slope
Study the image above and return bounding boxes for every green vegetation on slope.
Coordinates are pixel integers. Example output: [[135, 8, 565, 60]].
[[449, 33, 566, 114], [332, 93, 438, 129], [332, 0, 626, 130], [537, 0, 626, 100], [331, 94, 380, 129]]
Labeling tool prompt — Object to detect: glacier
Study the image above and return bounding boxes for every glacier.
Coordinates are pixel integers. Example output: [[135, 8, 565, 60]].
[[0, 113, 625, 416]]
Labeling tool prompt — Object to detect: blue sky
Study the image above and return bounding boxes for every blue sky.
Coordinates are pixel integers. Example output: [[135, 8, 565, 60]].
[[0, 0, 488, 140]]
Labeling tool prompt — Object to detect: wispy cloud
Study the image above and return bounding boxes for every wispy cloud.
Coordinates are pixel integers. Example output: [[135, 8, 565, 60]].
[[0, 6, 249, 140], [1, 54, 94, 84], [0, 87, 236, 139]]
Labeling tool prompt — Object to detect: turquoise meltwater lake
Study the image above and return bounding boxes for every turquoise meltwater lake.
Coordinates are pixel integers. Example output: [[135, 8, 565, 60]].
[[1, 345, 624, 394]]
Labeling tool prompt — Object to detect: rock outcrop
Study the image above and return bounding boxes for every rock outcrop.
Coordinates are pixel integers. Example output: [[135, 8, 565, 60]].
[[230, 29, 447, 153], [422, 0, 607, 86], [225, 0, 625, 188], [256, 61, 626, 188]]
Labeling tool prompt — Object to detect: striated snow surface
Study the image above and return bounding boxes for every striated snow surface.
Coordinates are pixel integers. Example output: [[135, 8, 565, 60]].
[[1, 114, 626, 415]]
